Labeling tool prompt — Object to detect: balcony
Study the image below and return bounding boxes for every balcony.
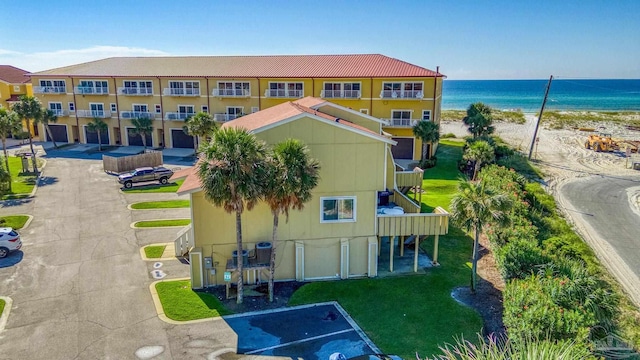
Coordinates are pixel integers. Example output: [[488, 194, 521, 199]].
[[380, 90, 423, 99], [48, 109, 68, 117], [212, 88, 250, 98], [264, 89, 303, 98], [34, 86, 66, 94], [117, 87, 153, 96], [163, 88, 200, 96], [320, 90, 361, 99], [383, 118, 420, 128], [213, 113, 241, 122], [164, 112, 195, 120], [77, 110, 111, 118], [120, 111, 156, 119], [74, 86, 108, 95]]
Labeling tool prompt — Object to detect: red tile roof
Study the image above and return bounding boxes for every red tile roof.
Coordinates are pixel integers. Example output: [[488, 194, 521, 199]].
[[0, 65, 31, 84], [32, 54, 444, 78]]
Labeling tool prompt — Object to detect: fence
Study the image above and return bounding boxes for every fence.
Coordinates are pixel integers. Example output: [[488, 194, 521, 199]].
[[103, 150, 163, 174], [174, 224, 194, 256]]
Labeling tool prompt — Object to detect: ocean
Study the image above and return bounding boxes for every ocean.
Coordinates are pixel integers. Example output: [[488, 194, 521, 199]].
[[442, 79, 640, 112]]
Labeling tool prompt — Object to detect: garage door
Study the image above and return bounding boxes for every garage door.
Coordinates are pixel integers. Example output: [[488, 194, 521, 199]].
[[85, 127, 110, 145], [127, 128, 153, 147], [45, 124, 68, 143], [391, 137, 414, 160], [171, 129, 195, 149]]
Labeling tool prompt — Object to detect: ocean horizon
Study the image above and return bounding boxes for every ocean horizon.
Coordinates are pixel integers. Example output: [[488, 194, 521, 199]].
[[442, 79, 640, 112]]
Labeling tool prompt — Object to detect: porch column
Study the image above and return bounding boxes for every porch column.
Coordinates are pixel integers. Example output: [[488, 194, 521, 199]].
[[400, 236, 404, 257], [295, 241, 305, 281], [389, 237, 394, 272], [432, 234, 440, 266], [340, 238, 349, 279], [367, 237, 378, 277], [414, 234, 420, 272]]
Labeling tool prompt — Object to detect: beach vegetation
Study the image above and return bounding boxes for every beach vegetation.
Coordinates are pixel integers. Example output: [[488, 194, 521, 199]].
[[413, 120, 440, 160], [463, 102, 495, 138]]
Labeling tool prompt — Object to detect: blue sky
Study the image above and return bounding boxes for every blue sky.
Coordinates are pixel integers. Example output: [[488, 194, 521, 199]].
[[1, 0, 638, 79]]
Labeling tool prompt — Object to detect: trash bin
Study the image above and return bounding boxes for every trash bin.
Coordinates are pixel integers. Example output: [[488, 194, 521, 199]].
[[232, 250, 249, 267]]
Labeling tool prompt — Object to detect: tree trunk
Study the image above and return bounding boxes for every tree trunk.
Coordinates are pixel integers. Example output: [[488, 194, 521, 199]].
[[421, 142, 427, 161], [269, 212, 279, 302], [27, 120, 38, 173], [97, 131, 102, 152], [193, 135, 198, 155], [471, 226, 480, 294], [235, 211, 244, 304], [472, 161, 481, 181], [2, 139, 11, 192], [141, 134, 147, 150], [45, 124, 58, 149]]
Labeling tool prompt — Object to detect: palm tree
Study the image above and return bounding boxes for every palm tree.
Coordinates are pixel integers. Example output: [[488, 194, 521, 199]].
[[11, 95, 42, 172], [450, 180, 512, 293], [87, 117, 108, 152], [197, 127, 268, 304], [463, 102, 495, 139], [183, 111, 217, 154], [0, 108, 23, 185], [130, 117, 153, 149], [264, 139, 320, 302], [463, 140, 495, 180], [412, 120, 440, 160], [39, 109, 59, 149]]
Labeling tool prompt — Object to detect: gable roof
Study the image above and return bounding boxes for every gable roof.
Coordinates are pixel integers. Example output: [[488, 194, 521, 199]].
[[0, 65, 30, 84], [31, 54, 444, 78]]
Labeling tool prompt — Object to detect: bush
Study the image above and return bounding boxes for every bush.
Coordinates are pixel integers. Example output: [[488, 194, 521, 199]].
[[496, 239, 551, 280], [487, 214, 538, 247], [12, 131, 30, 140], [418, 156, 437, 169], [441, 133, 456, 139]]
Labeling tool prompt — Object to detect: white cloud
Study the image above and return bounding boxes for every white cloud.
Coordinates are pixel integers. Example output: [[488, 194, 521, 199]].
[[0, 46, 170, 72]]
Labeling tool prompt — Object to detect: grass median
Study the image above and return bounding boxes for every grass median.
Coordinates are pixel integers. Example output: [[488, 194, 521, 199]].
[[0, 215, 30, 229], [131, 200, 190, 209], [156, 280, 231, 321], [134, 219, 191, 228], [144, 245, 166, 258], [122, 180, 184, 193], [1, 157, 41, 200]]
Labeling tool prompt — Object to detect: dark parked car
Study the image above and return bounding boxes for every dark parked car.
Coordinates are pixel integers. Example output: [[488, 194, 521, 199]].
[[117, 166, 174, 188]]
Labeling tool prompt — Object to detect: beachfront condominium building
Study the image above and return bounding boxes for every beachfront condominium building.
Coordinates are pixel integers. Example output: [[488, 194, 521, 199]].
[[29, 54, 444, 160], [0, 65, 37, 136]]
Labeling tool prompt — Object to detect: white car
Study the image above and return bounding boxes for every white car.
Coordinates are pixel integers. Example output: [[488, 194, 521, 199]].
[[0, 227, 22, 258]]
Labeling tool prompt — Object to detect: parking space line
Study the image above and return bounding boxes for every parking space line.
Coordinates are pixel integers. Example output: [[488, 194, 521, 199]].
[[245, 328, 356, 355]]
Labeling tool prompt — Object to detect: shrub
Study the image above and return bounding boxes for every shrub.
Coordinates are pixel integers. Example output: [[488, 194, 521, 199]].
[[418, 156, 437, 169], [441, 132, 456, 139], [496, 239, 551, 280], [11, 131, 30, 140]]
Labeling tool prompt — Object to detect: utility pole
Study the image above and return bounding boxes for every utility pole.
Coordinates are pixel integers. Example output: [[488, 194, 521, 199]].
[[529, 75, 553, 159]]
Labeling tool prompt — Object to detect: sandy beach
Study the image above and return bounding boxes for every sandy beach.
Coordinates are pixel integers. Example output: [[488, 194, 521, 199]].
[[441, 114, 640, 306]]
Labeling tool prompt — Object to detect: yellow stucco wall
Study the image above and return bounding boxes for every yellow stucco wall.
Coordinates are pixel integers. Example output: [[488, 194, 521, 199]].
[[191, 115, 387, 284]]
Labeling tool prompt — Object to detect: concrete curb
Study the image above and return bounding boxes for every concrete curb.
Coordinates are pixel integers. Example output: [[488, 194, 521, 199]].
[[139, 242, 178, 262], [149, 277, 225, 325], [19, 214, 34, 229], [0, 296, 13, 333], [127, 202, 190, 211], [130, 219, 190, 229]]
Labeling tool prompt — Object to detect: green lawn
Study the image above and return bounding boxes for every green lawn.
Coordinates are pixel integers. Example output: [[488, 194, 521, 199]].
[[0, 298, 4, 318], [1, 156, 41, 199], [134, 219, 191, 228], [122, 180, 183, 193], [131, 200, 190, 209], [156, 280, 232, 321], [290, 140, 483, 358], [144, 245, 166, 258], [0, 215, 30, 229]]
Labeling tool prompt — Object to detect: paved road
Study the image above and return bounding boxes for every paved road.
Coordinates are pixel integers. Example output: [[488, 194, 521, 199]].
[[559, 174, 640, 306], [0, 156, 237, 360]]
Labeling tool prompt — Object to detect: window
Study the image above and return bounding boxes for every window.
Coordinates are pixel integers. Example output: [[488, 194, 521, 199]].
[[422, 110, 431, 121], [155, 104, 161, 113], [168, 81, 199, 95], [110, 103, 117, 112], [251, 107, 259, 113], [321, 197, 356, 223], [381, 82, 423, 98], [123, 80, 153, 95], [78, 80, 108, 94], [201, 105, 208, 113], [359, 109, 369, 115], [227, 107, 243, 120], [132, 104, 149, 118], [39, 79, 66, 93], [217, 82, 250, 96], [49, 102, 63, 116], [13, 85, 20, 92], [90, 103, 105, 117], [323, 82, 361, 98], [178, 105, 195, 114], [391, 110, 413, 126], [267, 82, 303, 97], [68, 102, 75, 111]]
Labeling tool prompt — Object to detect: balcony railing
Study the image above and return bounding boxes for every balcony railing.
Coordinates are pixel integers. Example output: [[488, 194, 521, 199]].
[[48, 109, 68, 117], [165, 112, 195, 120], [320, 90, 361, 99], [264, 89, 304, 98], [377, 205, 449, 237], [117, 87, 154, 96], [163, 88, 200, 96], [34, 86, 66, 94], [120, 111, 156, 119], [77, 110, 111, 118], [383, 118, 420, 127], [74, 86, 108, 95], [213, 113, 241, 122], [212, 88, 250, 97], [396, 170, 423, 189], [380, 90, 423, 99]]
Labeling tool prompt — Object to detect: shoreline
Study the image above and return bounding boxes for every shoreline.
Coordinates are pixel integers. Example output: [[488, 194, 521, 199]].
[[442, 108, 640, 114]]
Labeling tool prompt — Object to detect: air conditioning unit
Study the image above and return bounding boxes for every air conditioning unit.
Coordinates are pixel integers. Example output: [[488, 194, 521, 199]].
[[256, 242, 272, 265]]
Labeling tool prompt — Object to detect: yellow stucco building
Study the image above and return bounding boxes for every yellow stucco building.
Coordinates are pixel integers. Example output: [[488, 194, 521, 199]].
[[29, 54, 444, 160], [172, 98, 449, 290], [0, 65, 36, 136]]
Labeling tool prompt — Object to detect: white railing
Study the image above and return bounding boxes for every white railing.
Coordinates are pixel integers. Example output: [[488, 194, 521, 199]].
[[163, 88, 200, 96], [383, 118, 419, 127], [213, 113, 240, 122], [380, 90, 423, 99], [77, 110, 111, 118], [48, 109, 67, 116], [165, 112, 195, 120], [34, 86, 66, 94], [117, 87, 154, 95], [320, 90, 361, 99], [120, 111, 155, 119], [74, 86, 108, 95], [212, 88, 250, 97], [174, 224, 194, 257], [264, 89, 304, 98]]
